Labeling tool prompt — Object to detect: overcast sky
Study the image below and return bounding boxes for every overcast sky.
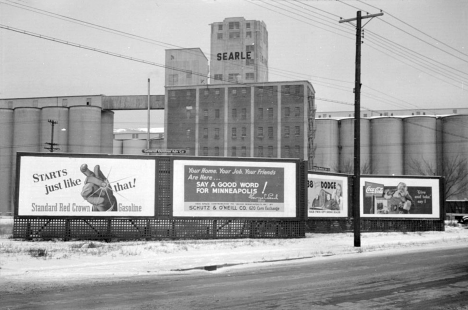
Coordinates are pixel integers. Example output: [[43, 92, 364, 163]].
[[1, 0, 467, 128]]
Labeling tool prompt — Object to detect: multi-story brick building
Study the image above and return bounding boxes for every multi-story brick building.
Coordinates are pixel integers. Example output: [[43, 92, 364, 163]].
[[164, 81, 316, 166]]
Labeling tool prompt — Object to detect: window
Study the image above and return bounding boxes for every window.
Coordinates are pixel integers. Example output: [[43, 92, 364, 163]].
[[186, 71, 192, 79], [215, 89, 220, 95], [416, 111, 420, 115], [258, 108, 263, 119], [232, 89, 237, 95], [295, 107, 300, 117], [268, 108, 273, 118], [215, 109, 220, 119], [290, 86, 296, 94], [295, 126, 300, 136], [295, 145, 300, 155], [203, 147, 208, 156], [258, 127, 263, 137], [246, 72, 254, 79], [228, 73, 240, 82], [232, 127, 237, 139], [246, 31, 252, 38], [246, 45, 254, 52], [241, 146, 247, 157], [246, 22, 251, 28], [86, 98, 92, 105], [204, 109, 208, 119], [268, 127, 273, 139], [242, 127, 247, 137], [169, 74, 178, 85], [241, 108, 246, 120], [285, 107, 290, 117], [363, 114, 368, 117], [218, 25, 223, 31], [170, 91, 176, 98], [214, 74, 223, 81], [62, 99, 68, 107], [229, 32, 240, 39], [453, 109, 458, 114], [204, 90, 209, 96], [323, 114, 327, 118], [186, 109, 191, 119], [285, 145, 290, 157], [285, 126, 290, 138], [242, 88, 247, 95], [284, 86, 290, 94], [232, 108, 237, 118], [268, 146, 273, 157], [384, 112, 388, 116], [231, 146, 237, 157], [186, 129, 191, 139], [214, 147, 220, 156], [214, 128, 220, 139], [217, 33, 223, 39], [132, 134, 139, 139], [203, 128, 208, 138], [258, 146, 263, 157], [186, 90, 191, 98], [229, 22, 240, 29]]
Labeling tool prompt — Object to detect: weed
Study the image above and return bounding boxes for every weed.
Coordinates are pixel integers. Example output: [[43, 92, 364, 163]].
[[29, 248, 49, 258]]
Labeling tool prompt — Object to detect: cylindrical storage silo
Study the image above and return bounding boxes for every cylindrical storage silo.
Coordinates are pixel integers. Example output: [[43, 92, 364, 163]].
[[313, 119, 339, 172], [371, 117, 404, 175], [441, 115, 468, 199], [68, 106, 102, 154], [339, 118, 371, 174], [0, 109, 14, 216], [40, 107, 69, 153], [403, 116, 437, 175], [101, 110, 114, 154], [122, 139, 147, 155], [12, 107, 41, 214], [113, 139, 123, 155]]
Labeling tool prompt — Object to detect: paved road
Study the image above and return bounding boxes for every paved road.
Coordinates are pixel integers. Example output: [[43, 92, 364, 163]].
[[2, 246, 468, 309]]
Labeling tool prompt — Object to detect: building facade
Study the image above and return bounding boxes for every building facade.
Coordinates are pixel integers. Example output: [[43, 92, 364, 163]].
[[164, 81, 316, 164], [165, 48, 209, 86], [210, 17, 268, 84]]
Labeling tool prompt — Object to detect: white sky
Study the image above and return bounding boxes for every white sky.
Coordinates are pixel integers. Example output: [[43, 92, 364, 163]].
[[1, 0, 467, 128]]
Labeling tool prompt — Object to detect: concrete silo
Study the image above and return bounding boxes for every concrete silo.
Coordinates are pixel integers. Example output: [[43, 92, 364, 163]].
[[339, 118, 371, 174], [113, 140, 123, 155], [40, 107, 69, 153], [122, 139, 147, 155], [0, 109, 14, 216], [441, 115, 468, 199], [11, 107, 41, 213], [69, 106, 102, 154], [403, 116, 437, 175], [101, 110, 114, 154], [313, 119, 339, 172], [371, 117, 404, 175]]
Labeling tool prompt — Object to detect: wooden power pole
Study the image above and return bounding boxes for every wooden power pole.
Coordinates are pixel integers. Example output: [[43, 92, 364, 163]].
[[44, 119, 60, 152]]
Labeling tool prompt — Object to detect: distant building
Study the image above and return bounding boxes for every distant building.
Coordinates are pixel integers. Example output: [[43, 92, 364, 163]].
[[210, 17, 268, 84], [164, 81, 316, 165], [316, 107, 468, 119], [165, 48, 209, 86]]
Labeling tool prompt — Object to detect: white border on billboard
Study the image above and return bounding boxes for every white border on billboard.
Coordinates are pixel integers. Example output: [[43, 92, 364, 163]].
[[173, 159, 297, 218], [17, 155, 156, 217], [360, 177, 440, 218], [307, 173, 348, 217]]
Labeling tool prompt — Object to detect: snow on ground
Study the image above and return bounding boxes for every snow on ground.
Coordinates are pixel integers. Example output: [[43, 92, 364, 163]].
[[1, 218, 467, 286]]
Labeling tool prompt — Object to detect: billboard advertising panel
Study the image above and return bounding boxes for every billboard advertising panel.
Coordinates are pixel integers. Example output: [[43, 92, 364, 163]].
[[360, 177, 441, 218], [173, 159, 297, 218], [17, 154, 156, 217], [307, 173, 348, 217]]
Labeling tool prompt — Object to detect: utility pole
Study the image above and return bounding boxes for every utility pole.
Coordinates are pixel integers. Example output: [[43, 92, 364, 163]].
[[340, 11, 383, 247], [147, 78, 151, 152], [44, 119, 60, 152]]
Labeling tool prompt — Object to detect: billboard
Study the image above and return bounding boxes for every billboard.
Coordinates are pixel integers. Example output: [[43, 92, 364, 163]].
[[17, 154, 156, 217], [173, 159, 297, 218], [360, 176, 441, 218], [307, 173, 348, 217]]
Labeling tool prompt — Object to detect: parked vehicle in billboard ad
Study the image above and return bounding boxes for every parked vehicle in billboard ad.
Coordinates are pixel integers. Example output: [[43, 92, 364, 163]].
[[360, 176, 441, 218], [172, 159, 298, 218], [16, 153, 156, 217], [307, 173, 348, 218]]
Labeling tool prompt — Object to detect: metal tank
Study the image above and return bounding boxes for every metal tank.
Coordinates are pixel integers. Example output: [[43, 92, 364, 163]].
[[101, 110, 114, 154], [313, 119, 339, 172], [370, 117, 404, 175], [40, 107, 69, 153], [11, 107, 41, 213], [339, 118, 371, 174], [0, 109, 13, 216], [113, 140, 123, 155], [122, 139, 147, 155], [403, 116, 437, 175], [68, 106, 102, 154], [441, 115, 468, 199]]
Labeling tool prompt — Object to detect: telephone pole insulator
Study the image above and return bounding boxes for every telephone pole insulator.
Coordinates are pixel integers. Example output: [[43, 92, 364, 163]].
[[44, 119, 60, 152]]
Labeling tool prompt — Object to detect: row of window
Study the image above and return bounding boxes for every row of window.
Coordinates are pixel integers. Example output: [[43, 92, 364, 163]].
[[169, 85, 302, 98], [200, 126, 301, 139], [201, 145, 301, 157], [199, 107, 301, 119], [217, 22, 251, 31]]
